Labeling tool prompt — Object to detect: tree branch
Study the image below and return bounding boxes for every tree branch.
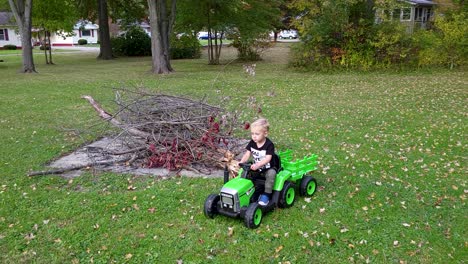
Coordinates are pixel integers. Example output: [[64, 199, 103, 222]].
[[82, 95, 151, 139]]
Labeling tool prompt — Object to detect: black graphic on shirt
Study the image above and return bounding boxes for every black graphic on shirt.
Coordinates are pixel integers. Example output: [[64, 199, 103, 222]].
[[246, 138, 276, 171]]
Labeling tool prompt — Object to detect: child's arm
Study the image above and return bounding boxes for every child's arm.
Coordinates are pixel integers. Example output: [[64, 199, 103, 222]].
[[239, 150, 251, 164], [251, 155, 272, 171]]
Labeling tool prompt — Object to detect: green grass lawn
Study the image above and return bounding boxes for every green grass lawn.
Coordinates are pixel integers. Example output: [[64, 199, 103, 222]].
[[0, 44, 466, 263]]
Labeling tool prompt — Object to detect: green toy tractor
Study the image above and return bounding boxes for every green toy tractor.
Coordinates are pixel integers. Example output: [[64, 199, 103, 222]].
[[203, 150, 318, 228]]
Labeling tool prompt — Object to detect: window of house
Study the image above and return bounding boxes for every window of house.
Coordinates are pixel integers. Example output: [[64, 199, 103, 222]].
[[402, 8, 411, 21], [81, 30, 91, 37], [0, 29, 5, 41], [415, 8, 423, 21], [392, 9, 401, 20], [425, 8, 433, 22]]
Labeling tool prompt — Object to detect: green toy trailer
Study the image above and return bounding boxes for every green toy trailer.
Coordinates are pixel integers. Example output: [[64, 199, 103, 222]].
[[204, 150, 318, 228]]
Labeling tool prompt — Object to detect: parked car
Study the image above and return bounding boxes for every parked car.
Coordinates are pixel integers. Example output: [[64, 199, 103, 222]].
[[279, 30, 298, 39], [198, 31, 209, 40], [197, 31, 225, 40]]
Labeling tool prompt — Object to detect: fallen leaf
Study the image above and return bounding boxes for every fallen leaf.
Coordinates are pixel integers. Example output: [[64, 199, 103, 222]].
[[125, 253, 133, 259], [394, 240, 399, 246], [275, 245, 283, 253], [24, 233, 35, 241], [402, 223, 411, 227], [227, 227, 234, 237]]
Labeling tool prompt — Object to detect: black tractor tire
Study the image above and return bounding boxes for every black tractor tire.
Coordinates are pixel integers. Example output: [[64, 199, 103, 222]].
[[278, 181, 296, 208], [244, 203, 263, 229], [300, 176, 318, 196], [203, 194, 220, 218]]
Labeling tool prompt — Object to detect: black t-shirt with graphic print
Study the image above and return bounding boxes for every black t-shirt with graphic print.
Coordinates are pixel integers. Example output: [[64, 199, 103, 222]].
[[245, 137, 278, 171]]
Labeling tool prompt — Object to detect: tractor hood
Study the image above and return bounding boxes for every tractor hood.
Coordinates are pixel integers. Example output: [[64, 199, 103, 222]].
[[220, 177, 255, 210]]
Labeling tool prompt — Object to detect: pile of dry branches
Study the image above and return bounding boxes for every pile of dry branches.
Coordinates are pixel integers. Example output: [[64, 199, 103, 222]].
[[82, 91, 243, 175]]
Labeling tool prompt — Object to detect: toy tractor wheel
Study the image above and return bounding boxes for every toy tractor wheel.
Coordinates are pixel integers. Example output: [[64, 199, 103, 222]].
[[244, 203, 263, 229], [300, 176, 317, 196], [203, 194, 220, 218], [278, 181, 296, 208]]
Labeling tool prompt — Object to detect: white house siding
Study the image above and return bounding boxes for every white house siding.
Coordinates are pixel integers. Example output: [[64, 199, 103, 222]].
[[51, 22, 99, 46], [0, 27, 22, 47], [50, 33, 74, 46]]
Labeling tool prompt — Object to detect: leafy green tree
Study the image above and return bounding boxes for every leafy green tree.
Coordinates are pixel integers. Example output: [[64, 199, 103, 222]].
[[230, 0, 281, 61], [418, 11, 467, 69], [34, 0, 79, 64], [177, 0, 240, 65], [177, 0, 281, 64]]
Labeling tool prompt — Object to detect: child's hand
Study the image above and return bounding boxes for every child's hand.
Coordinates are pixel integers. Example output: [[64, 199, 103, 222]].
[[250, 164, 259, 171]]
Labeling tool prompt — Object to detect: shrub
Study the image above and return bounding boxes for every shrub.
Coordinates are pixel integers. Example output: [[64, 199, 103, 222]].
[[39, 45, 50, 50], [369, 22, 419, 68], [111, 26, 151, 56], [231, 33, 272, 61], [170, 34, 201, 59], [78, 39, 88, 45], [416, 12, 467, 69], [2, 44, 17, 50]]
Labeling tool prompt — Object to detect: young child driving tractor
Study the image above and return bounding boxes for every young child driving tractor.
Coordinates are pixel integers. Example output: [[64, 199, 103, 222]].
[[239, 118, 278, 206]]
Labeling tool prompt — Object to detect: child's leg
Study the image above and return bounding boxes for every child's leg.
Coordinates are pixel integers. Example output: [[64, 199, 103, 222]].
[[264, 169, 277, 194]]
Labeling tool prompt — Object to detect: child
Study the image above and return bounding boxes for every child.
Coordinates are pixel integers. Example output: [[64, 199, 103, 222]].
[[239, 118, 278, 206]]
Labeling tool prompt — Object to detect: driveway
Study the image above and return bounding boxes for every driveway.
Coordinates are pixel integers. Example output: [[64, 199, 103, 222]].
[[53, 45, 100, 52]]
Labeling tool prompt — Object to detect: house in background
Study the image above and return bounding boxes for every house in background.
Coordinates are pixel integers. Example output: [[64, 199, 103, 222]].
[[376, 0, 436, 33], [0, 12, 99, 48], [0, 12, 21, 48], [50, 21, 99, 46]]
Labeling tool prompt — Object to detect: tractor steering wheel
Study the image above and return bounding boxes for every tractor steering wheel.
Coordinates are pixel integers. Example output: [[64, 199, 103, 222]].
[[238, 162, 252, 178]]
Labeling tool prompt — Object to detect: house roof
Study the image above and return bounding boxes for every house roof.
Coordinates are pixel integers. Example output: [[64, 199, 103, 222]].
[[0, 12, 15, 26], [74, 21, 99, 30], [406, 0, 436, 6]]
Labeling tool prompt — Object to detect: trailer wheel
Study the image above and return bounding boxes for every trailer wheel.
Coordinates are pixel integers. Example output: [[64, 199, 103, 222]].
[[300, 176, 317, 196], [244, 203, 263, 229], [278, 181, 295, 208], [203, 194, 220, 218]]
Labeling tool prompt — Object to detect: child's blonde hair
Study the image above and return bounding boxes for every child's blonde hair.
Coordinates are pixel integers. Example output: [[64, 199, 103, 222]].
[[251, 118, 270, 132]]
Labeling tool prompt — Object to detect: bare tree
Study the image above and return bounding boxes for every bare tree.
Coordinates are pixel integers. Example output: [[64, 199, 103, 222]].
[[8, 0, 36, 73], [147, 0, 176, 74]]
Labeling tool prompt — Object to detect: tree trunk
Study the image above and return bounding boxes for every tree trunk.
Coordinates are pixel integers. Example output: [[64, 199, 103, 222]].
[[147, 0, 175, 74], [47, 31, 54, 64], [39, 30, 49, 64], [9, 0, 36, 73], [97, 0, 114, 60], [205, 5, 222, 65]]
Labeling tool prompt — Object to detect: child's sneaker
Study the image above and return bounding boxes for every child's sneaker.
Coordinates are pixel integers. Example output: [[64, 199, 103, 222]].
[[258, 194, 269, 206]]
